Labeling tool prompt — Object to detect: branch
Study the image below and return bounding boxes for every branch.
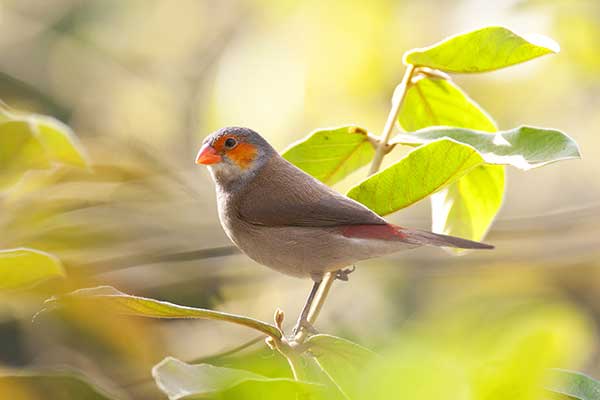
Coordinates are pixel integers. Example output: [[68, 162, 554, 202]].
[[369, 64, 416, 175]]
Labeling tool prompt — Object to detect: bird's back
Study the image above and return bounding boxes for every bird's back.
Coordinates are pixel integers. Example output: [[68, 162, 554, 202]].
[[234, 155, 387, 228]]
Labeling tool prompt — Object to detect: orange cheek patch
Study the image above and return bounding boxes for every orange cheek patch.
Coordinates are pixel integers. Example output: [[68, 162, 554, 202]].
[[227, 143, 258, 169], [212, 135, 230, 152]]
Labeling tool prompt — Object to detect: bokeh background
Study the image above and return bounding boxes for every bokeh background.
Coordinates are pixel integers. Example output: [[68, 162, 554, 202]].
[[1, 0, 599, 398]]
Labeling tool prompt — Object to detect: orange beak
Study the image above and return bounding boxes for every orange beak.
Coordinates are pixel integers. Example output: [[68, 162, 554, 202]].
[[195, 144, 222, 165]]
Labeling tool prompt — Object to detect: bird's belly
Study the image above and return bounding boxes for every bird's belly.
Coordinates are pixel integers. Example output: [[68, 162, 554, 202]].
[[223, 222, 408, 279]]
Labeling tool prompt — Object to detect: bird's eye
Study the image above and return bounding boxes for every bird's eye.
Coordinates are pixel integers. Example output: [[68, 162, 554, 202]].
[[224, 138, 237, 149]]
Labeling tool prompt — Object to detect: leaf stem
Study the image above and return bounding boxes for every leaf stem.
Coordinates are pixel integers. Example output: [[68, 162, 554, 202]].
[[368, 64, 416, 175], [188, 336, 264, 364]]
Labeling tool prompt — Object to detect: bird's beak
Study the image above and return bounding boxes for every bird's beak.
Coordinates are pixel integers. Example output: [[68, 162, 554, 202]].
[[195, 144, 222, 165]]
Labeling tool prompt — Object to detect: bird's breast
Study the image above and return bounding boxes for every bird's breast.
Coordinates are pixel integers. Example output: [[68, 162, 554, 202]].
[[215, 188, 240, 243]]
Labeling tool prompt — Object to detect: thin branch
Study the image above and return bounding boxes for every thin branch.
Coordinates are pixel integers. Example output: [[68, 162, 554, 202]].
[[188, 335, 265, 364], [368, 64, 416, 175], [292, 272, 336, 344], [307, 275, 335, 325]]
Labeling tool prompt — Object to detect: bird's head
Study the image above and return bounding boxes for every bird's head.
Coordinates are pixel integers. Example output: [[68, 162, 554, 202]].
[[196, 127, 275, 187]]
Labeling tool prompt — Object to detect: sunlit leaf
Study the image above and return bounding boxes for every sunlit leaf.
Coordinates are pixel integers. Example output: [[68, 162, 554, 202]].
[[0, 112, 88, 191], [282, 126, 374, 185], [432, 165, 504, 242], [396, 73, 502, 243], [0, 248, 65, 290], [33, 116, 89, 168], [545, 369, 600, 400], [153, 357, 321, 400], [306, 334, 376, 399], [393, 126, 580, 170], [347, 139, 483, 215], [471, 332, 552, 400], [358, 341, 470, 400], [398, 77, 497, 132], [404, 26, 559, 73], [0, 372, 115, 400], [40, 286, 282, 339], [0, 121, 50, 189], [357, 299, 591, 400]]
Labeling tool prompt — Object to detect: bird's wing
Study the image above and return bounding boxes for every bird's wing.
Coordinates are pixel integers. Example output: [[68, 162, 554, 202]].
[[236, 156, 493, 249], [236, 156, 386, 227]]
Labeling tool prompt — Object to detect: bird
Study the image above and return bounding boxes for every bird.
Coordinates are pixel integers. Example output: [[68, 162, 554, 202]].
[[196, 126, 493, 336]]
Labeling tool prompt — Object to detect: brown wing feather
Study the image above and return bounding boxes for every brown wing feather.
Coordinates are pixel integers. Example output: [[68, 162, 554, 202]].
[[236, 155, 386, 227]]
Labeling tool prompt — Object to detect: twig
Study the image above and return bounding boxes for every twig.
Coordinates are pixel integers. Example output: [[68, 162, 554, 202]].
[[188, 335, 264, 364], [292, 272, 336, 344], [307, 275, 335, 324], [368, 64, 416, 175]]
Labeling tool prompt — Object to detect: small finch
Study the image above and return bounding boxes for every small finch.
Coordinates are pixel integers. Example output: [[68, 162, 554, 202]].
[[196, 127, 492, 334]]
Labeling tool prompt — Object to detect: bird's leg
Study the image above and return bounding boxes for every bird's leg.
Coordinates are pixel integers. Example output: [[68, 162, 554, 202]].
[[335, 265, 356, 282], [291, 279, 321, 338]]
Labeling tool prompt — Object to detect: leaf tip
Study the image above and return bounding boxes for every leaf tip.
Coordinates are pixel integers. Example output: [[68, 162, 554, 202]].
[[524, 33, 561, 53], [152, 356, 179, 376]]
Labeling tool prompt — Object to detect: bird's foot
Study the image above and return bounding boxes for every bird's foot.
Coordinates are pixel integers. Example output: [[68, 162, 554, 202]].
[[335, 265, 356, 282], [291, 319, 318, 338]]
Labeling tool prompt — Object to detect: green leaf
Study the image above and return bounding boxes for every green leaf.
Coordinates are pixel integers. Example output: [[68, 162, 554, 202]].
[[40, 286, 282, 339], [404, 26, 559, 73], [396, 75, 503, 242], [306, 334, 376, 399], [282, 126, 374, 185], [0, 248, 65, 290], [0, 121, 50, 189], [0, 372, 116, 400], [432, 165, 504, 242], [397, 73, 502, 243], [33, 116, 89, 168], [393, 126, 580, 170], [153, 357, 321, 400], [0, 112, 88, 190], [357, 344, 471, 400], [356, 300, 590, 400], [398, 77, 497, 132], [545, 369, 600, 400], [347, 139, 483, 215]]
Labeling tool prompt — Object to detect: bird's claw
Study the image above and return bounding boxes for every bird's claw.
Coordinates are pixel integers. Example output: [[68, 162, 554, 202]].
[[335, 265, 356, 282], [291, 319, 318, 338]]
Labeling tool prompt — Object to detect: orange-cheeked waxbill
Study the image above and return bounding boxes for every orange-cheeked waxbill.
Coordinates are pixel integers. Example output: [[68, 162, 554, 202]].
[[196, 127, 493, 335]]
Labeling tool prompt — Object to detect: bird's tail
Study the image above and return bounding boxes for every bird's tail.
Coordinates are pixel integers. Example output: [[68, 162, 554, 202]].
[[395, 226, 494, 250]]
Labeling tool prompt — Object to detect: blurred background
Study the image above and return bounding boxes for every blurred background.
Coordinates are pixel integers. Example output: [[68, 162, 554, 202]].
[[0, 0, 599, 398]]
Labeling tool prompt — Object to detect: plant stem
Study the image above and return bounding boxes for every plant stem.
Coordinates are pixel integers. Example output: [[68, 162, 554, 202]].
[[293, 272, 336, 344], [307, 274, 335, 324], [368, 64, 416, 175], [188, 336, 264, 364]]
